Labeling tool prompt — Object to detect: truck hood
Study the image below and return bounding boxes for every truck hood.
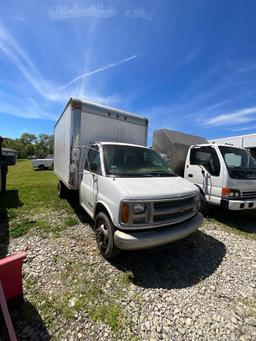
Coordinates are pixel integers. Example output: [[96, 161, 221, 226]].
[[226, 177, 256, 191], [114, 176, 198, 200]]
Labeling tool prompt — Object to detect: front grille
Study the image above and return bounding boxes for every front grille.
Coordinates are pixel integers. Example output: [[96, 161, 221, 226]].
[[242, 191, 256, 199], [153, 195, 197, 224]]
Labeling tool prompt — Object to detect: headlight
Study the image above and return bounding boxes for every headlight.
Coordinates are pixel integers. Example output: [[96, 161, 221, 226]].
[[222, 188, 241, 198], [133, 203, 146, 214]]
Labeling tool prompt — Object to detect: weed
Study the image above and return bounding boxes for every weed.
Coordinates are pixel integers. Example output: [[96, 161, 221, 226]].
[[89, 303, 124, 333], [64, 217, 77, 227], [122, 270, 134, 285], [10, 219, 35, 238]]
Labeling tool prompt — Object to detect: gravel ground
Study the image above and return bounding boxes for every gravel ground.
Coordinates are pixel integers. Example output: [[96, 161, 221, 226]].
[[0, 214, 255, 341]]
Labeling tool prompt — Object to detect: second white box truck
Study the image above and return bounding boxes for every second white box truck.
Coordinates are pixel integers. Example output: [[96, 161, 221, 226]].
[[54, 98, 203, 258], [153, 129, 256, 212]]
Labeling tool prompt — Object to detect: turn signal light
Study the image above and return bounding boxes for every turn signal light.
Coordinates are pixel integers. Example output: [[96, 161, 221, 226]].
[[120, 203, 129, 223], [222, 187, 232, 196]]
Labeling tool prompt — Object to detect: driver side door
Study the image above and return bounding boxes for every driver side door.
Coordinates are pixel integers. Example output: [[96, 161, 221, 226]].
[[185, 146, 221, 201], [80, 145, 102, 216]]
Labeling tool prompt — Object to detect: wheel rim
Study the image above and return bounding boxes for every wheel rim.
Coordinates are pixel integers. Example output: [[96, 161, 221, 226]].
[[96, 221, 109, 253]]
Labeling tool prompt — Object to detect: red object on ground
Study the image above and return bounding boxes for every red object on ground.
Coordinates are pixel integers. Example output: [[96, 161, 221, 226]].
[[0, 253, 26, 303]]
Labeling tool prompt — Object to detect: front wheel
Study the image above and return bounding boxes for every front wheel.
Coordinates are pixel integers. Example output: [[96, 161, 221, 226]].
[[94, 212, 120, 259]]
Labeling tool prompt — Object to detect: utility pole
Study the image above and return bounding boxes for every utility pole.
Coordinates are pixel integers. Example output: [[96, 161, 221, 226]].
[[0, 136, 8, 193]]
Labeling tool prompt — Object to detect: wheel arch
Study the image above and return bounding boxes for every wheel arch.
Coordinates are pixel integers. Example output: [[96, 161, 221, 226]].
[[194, 184, 205, 196], [94, 201, 115, 224]]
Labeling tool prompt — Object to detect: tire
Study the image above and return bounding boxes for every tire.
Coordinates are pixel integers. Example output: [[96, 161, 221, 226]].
[[94, 212, 120, 259], [58, 180, 67, 199], [199, 192, 210, 216], [38, 165, 45, 170]]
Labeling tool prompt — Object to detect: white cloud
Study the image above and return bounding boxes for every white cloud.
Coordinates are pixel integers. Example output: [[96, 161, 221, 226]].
[[11, 14, 26, 22], [231, 125, 256, 132], [183, 46, 201, 64], [0, 22, 59, 101], [60, 55, 137, 89], [124, 9, 152, 20], [205, 107, 256, 126], [48, 4, 151, 21], [226, 60, 256, 72], [0, 94, 56, 120], [49, 4, 117, 20], [0, 22, 136, 118]]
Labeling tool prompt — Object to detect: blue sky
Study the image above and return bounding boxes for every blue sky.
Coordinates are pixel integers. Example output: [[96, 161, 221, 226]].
[[1, 0, 256, 145]]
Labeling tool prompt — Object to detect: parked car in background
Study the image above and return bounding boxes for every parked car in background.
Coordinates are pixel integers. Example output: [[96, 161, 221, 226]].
[[54, 98, 203, 258], [32, 157, 54, 170]]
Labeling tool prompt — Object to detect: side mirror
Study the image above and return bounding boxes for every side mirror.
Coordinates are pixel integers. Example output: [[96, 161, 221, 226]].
[[72, 147, 80, 163]]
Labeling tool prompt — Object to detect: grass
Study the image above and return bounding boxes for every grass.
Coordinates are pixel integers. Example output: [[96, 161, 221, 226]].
[[24, 258, 133, 337], [64, 216, 78, 227], [122, 270, 134, 285], [90, 303, 124, 332], [0, 159, 76, 240], [10, 219, 36, 238]]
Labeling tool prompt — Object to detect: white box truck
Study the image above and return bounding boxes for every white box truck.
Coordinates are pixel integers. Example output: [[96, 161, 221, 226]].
[[54, 98, 203, 258], [153, 129, 256, 212]]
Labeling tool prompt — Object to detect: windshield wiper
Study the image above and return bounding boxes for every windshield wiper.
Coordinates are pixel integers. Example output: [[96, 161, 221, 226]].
[[148, 171, 174, 177]]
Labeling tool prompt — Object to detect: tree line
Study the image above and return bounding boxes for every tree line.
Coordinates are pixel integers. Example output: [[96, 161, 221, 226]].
[[3, 133, 54, 159]]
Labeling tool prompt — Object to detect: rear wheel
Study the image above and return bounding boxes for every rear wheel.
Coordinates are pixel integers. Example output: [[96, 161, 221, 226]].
[[94, 212, 120, 259], [38, 165, 45, 170], [58, 181, 67, 199]]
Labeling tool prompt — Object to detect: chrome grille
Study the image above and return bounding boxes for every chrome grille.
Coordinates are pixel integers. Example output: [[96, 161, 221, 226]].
[[153, 195, 197, 224], [242, 191, 256, 199]]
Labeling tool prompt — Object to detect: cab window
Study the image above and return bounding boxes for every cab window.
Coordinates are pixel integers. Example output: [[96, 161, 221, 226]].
[[190, 146, 220, 176], [84, 145, 102, 175]]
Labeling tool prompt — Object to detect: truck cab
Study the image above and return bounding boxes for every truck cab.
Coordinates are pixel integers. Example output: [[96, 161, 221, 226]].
[[184, 143, 256, 210], [79, 142, 203, 258]]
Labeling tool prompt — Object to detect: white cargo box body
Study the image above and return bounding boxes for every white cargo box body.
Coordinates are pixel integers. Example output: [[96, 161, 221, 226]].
[[54, 98, 148, 189]]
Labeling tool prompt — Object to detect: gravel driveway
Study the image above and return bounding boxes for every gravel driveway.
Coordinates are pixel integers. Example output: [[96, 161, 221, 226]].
[[1, 213, 255, 341]]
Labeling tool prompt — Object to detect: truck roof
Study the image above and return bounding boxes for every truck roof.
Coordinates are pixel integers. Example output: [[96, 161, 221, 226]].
[[196, 143, 247, 150], [55, 97, 148, 128], [97, 142, 149, 148]]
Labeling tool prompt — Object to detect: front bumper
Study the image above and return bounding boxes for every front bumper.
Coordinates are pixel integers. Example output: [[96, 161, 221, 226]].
[[114, 212, 203, 250], [221, 198, 256, 210]]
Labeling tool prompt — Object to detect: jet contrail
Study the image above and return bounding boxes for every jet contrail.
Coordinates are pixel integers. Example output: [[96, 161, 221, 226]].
[[60, 55, 137, 89]]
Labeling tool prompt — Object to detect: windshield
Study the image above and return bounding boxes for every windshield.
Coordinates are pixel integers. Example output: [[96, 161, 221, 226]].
[[219, 146, 256, 179], [103, 145, 175, 177]]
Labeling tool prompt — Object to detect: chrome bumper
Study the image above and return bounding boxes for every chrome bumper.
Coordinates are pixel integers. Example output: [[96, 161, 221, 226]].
[[114, 212, 203, 250], [221, 198, 256, 210]]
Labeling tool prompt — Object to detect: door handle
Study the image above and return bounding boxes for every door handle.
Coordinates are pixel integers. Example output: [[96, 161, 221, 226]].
[[188, 174, 193, 177]]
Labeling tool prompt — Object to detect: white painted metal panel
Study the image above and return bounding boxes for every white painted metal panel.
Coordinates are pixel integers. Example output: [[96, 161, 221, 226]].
[[210, 133, 256, 148], [54, 103, 72, 186], [243, 135, 256, 148], [80, 111, 147, 147]]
